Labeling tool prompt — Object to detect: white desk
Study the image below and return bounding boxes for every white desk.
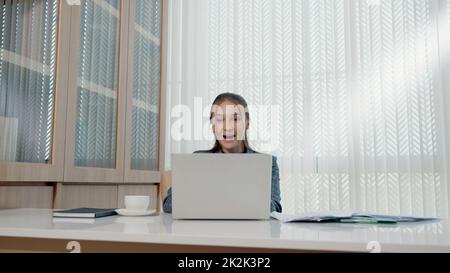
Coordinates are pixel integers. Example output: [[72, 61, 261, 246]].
[[0, 208, 449, 252]]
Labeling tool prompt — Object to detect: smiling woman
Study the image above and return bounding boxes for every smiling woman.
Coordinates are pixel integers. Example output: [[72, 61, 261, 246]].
[[163, 92, 282, 214], [207, 93, 250, 154]]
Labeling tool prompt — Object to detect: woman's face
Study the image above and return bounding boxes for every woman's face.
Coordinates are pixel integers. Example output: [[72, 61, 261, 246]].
[[211, 100, 248, 152]]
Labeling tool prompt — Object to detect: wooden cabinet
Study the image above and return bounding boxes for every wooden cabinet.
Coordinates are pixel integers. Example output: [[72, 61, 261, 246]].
[[0, 0, 167, 185], [0, 0, 167, 210], [54, 184, 158, 210], [0, 184, 53, 209]]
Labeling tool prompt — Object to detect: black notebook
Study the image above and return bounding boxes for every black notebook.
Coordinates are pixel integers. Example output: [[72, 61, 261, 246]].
[[53, 208, 117, 218]]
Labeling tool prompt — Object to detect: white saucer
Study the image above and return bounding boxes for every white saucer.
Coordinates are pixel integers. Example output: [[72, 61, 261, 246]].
[[115, 208, 158, 217]]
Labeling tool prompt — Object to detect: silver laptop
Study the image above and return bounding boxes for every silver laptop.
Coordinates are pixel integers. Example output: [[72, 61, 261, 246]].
[[171, 153, 272, 220]]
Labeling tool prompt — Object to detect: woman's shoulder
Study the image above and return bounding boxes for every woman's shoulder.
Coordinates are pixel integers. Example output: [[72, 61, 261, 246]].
[[247, 149, 278, 163]]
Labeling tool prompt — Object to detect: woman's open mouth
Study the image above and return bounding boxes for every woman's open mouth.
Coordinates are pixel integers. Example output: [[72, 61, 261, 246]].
[[223, 133, 236, 141]]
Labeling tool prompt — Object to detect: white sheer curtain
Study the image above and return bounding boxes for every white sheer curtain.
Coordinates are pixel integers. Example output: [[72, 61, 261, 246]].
[[165, 0, 450, 217]]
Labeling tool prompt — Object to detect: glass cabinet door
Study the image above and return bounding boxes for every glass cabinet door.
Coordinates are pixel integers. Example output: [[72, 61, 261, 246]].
[[124, 0, 164, 182], [74, 0, 120, 169], [0, 0, 66, 181], [64, 0, 126, 182], [0, 0, 58, 164]]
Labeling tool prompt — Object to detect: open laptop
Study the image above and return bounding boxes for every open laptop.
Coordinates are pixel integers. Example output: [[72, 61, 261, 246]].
[[171, 153, 272, 220]]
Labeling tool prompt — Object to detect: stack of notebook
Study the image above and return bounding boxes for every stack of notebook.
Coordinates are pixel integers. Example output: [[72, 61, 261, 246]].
[[53, 208, 117, 219], [270, 211, 438, 224]]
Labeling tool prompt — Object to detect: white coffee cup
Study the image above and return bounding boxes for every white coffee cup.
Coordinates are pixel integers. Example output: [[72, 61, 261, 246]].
[[124, 195, 150, 211]]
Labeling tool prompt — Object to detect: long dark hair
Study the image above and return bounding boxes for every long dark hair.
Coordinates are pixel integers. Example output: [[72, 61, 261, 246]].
[[207, 93, 252, 153]]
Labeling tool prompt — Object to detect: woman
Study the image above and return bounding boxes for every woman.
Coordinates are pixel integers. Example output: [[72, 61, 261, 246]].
[[163, 92, 282, 213]]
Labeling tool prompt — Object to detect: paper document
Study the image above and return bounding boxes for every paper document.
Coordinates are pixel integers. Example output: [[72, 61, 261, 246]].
[[270, 210, 354, 223], [270, 211, 438, 224]]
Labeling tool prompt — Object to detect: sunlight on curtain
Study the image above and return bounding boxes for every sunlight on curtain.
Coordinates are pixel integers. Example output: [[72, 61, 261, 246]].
[[166, 0, 450, 217], [0, 0, 58, 163], [448, 0, 450, 32], [446, 4, 450, 66], [354, 1, 446, 216]]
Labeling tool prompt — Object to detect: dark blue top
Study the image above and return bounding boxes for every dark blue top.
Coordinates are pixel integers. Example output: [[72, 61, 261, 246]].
[[162, 148, 282, 213]]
